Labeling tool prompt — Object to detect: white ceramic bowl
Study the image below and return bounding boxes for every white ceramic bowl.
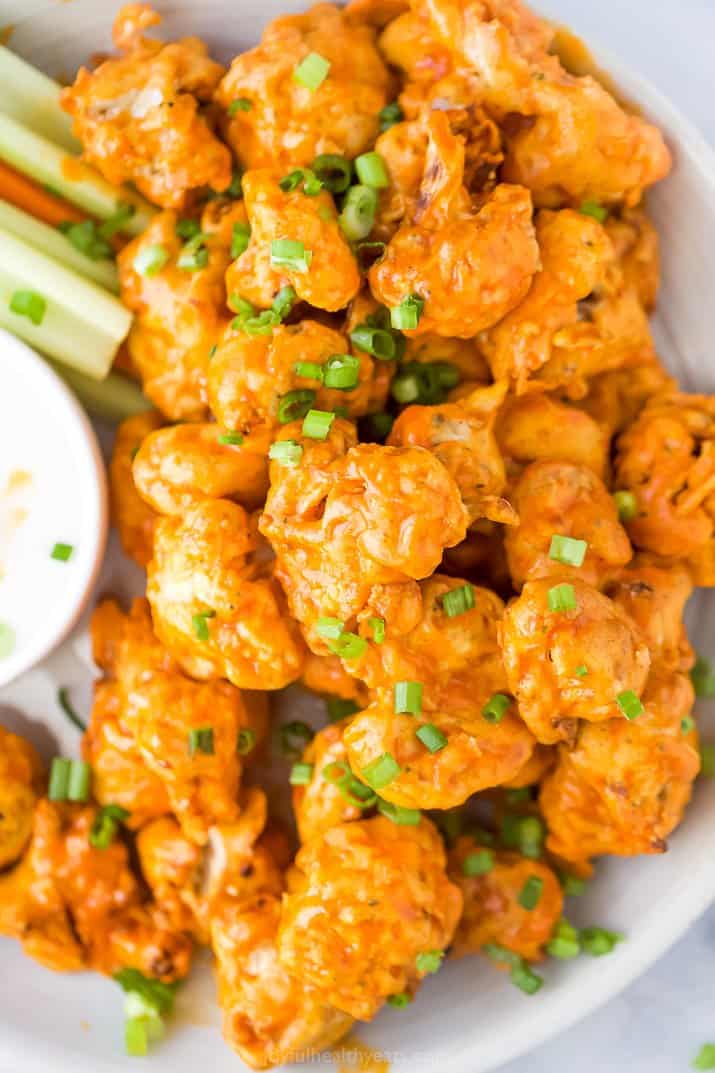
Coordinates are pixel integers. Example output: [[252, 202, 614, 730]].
[[2, 4, 715, 1073], [0, 329, 107, 687]]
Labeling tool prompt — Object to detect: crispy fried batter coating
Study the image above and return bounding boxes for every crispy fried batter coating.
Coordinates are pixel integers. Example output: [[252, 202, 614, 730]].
[[495, 394, 609, 480], [369, 113, 539, 338], [540, 671, 699, 861], [302, 652, 369, 703], [61, 4, 231, 208], [292, 721, 369, 844], [278, 816, 462, 1020], [504, 461, 632, 589], [109, 411, 164, 566], [118, 202, 245, 419], [0, 727, 43, 870], [606, 557, 694, 674], [226, 170, 360, 312], [215, 3, 391, 170], [448, 839, 563, 961], [579, 360, 675, 438], [148, 498, 305, 689], [500, 578, 651, 744]]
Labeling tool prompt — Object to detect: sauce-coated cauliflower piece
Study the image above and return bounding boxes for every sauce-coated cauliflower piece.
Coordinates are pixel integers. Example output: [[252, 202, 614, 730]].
[[0, 727, 43, 870], [605, 557, 694, 674], [292, 721, 371, 843], [278, 816, 462, 1020], [448, 838, 563, 961], [225, 170, 360, 312], [495, 394, 609, 481], [579, 360, 674, 438], [504, 461, 632, 589], [148, 498, 305, 689], [109, 411, 164, 566], [500, 578, 650, 744], [61, 3, 231, 208], [369, 113, 539, 338], [215, 2, 392, 169], [540, 671, 699, 861]]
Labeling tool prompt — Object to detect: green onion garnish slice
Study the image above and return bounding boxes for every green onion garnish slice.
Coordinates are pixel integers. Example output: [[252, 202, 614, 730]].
[[349, 324, 396, 360], [546, 918, 581, 959], [277, 388, 316, 424], [323, 353, 360, 390], [311, 153, 352, 194], [57, 686, 86, 731], [354, 151, 390, 189], [115, 970, 178, 1014], [133, 244, 168, 277], [509, 963, 543, 994], [188, 727, 214, 756], [575, 664, 588, 678], [316, 616, 345, 640], [517, 875, 544, 911], [67, 759, 91, 802], [394, 680, 422, 715], [377, 799, 421, 825], [272, 285, 297, 320], [237, 728, 257, 755], [482, 693, 511, 724], [293, 51, 331, 91], [580, 200, 608, 223], [58, 218, 112, 260], [501, 814, 544, 859], [327, 631, 368, 660], [391, 361, 459, 405], [48, 757, 71, 800], [681, 715, 695, 734], [362, 752, 401, 789], [228, 97, 253, 115], [175, 218, 201, 240], [279, 721, 314, 759], [0, 622, 16, 661], [89, 804, 130, 850], [613, 490, 637, 521], [231, 222, 251, 258], [279, 169, 305, 192], [125, 1017, 149, 1057], [387, 992, 412, 1007], [390, 293, 424, 331], [355, 240, 387, 272], [289, 761, 314, 785], [322, 761, 377, 808], [580, 926, 624, 956], [549, 534, 588, 567], [693, 1044, 715, 1071], [379, 101, 403, 131], [51, 542, 74, 562], [368, 616, 385, 644], [339, 184, 378, 241], [559, 872, 587, 896], [415, 723, 447, 753], [441, 583, 476, 618], [177, 232, 209, 271], [9, 288, 46, 325], [302, 409, 334, 439], [217, 430, 244, 446], [269, 439, 303, 466], [416, 950, 444, 974], [326, 697, 360, 722], [192, 609, 216, 641], [616, 690, 643, 720], [97, 201, 135, 240], [270, 238, 312, 273], [547, 582, 577, 613], [691, 656, 715, 698], [505, 788, 531, 805], [462, 848, 494, 876], [294, 361, 324, 381]]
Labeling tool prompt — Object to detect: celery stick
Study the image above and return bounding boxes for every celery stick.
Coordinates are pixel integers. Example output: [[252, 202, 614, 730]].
[[0, 199, 119, 293], [0, 45, 80, 153], [0, 227, 131, 379], [0, 113, 154, 235], [51, 363, 152, 422]]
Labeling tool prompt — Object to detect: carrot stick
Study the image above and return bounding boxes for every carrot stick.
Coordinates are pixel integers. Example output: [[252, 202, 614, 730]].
[[0, 158, 87, 226]]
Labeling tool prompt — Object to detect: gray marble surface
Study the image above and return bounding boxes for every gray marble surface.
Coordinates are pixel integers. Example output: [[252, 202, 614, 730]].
[[500, 2, 715, 1071]]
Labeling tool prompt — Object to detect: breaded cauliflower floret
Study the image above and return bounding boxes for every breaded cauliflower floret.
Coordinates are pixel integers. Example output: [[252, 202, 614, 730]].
[[292, 721, 371, 844], [605, 557, 694, 674], [61, 3, 231, 208], [109, 411, 164, 567], [278, 816, 462, 1020], [0, 727, 43, 870], [495, 394, 609, 481]]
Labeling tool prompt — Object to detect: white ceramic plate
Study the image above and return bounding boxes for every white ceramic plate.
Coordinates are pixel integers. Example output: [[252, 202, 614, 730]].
[[2, 4, 715, 1072]]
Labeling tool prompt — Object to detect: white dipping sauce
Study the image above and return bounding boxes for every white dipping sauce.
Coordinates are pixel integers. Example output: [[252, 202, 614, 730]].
[[0, 329, 107, 686]]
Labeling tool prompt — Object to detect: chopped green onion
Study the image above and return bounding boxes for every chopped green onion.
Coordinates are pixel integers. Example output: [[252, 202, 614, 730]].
[[549, 534, 588, 568], [279, 721, 314, 759], [231, 222, 251, 258], [322, 761, 377, 808], [57, 686, 86, 731], [415, 723, 447, 753], [175, 218, 201, 240], [10, 288, 47, 325], [616, 690, 643, 720], [350, 323, 396, 360], [509, 963, 543, 995], [89, 804, 130, 850], [394, 680, 423, 715], [362, 752, 401, 789], [67, 759, 91, 802], [580, 200, 608, 223], [323, 353, 360, 390], [98, 201, 136, 240], [387, 992, 411, 1007], [289, 761, 314, 785], [271, 238, 312, 273], [316, 617, 345, 640], [125, 1017, 148, 1057], [192, 609, 215, 641], [700, 743, 715, 777], [559, 872, 587, 896], [482, 693, 511, 724], [51, 542, 73, 561], [377, 799, 421, 825], [278, 388, 316, 424], [691, 656, 715, 698], [501, 814, 544, 859], [177, 231, 209, 271], [379, 101, 403, 131], [391, 361, 459, 405], [483, 943, 521, 968], [575, 665, 588, 678], [133, 243, 168, 277], [272, 285, 297, 320], [269, 439, 303, 466], [279, 169, 305, 193], [693, 1044, 715, 1071], [218, 430, 244, 446], [312, 154, 352, 194], [188, 727, 214, 756], [517, 875, 544, 911], [230, 293, 255, 317], [57, 219, 112, 260], [415, 950, 443, 975], [225, 170, 244, 199], [546, 918, 581, 960], [613, 489, 637, 521], [354, 151, 390, 189], [441, 583, 475, 618], [355, 240, 386, 272], [326, 697, 360, 722], [390, 293, 424, 331], [462, 848, 494, 877], [294, 360, 324, 381], [0, 622, 16, 661], [236, 729, 256, 755], [302, 409, 334, 439], [504, 788, 531, 805], [339, 184, 377, 241], [580, 926, 624, 956], [547, 582, 577, 613], [115, 970, 178, 1014], [228, 97, 253, 115], [368, 616, 385, 644], [293, 52, 331, 91], [48, 757, 71, 801], [279, 168, 322, 196], [327, 631, 368, 660]]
